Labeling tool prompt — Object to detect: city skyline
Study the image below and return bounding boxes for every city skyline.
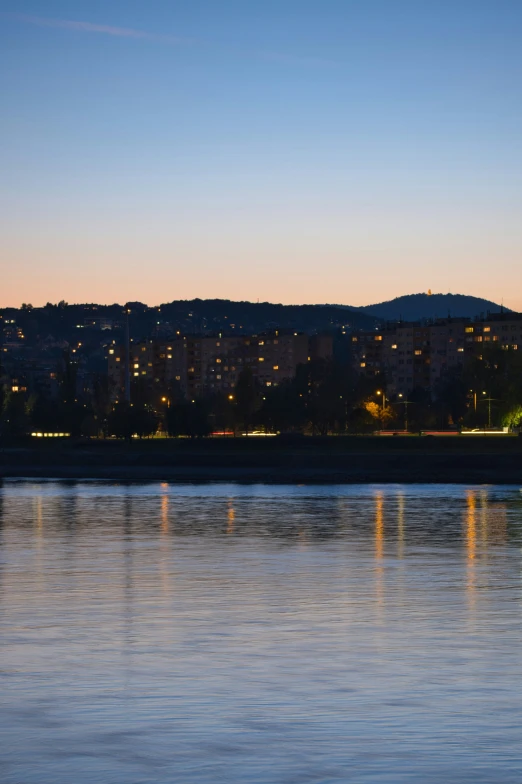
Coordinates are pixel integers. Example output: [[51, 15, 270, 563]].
[[2, 1, 522, 309]]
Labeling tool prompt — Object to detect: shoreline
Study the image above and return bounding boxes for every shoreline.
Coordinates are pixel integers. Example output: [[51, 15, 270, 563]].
[[2, 439, 522, 484]]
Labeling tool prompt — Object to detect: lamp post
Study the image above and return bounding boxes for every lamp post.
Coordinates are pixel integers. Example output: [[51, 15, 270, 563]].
[[398, 393, 411, 432], [376, 389, 386, 429]]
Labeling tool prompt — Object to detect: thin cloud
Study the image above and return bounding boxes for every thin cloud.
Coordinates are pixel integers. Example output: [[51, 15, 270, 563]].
[[4, 12, 335, 67], [4, 12, 194, 45]]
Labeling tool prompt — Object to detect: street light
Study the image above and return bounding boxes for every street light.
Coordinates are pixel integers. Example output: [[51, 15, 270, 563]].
[[397, 393, 412, 432]]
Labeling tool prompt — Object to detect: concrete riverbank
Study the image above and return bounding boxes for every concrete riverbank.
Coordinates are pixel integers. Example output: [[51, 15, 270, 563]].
[[2, 436, 522, 484]]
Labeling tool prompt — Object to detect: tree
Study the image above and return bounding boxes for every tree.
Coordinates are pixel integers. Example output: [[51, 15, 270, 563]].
[[502, 405, 522, 430], [234, 368, 261, 434], [166, 401, 211, 438], [363, 400, 394, 429]]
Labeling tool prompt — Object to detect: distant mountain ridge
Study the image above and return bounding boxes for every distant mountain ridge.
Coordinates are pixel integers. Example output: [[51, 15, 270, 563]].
[[358, 293, 509, 322]]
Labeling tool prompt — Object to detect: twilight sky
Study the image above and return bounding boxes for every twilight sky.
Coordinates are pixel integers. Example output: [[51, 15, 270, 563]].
[[1, 0, 522, 309]]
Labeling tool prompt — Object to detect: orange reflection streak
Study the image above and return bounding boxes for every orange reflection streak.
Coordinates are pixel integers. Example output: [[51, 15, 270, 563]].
[[160, 490, 169, 534], [479, 489, 488, 548], [397, 492, 405, 559], [466, 490, 476, 562], [375, 492, 384, 561], [374, 491, 384, 615], [227, 500, 235, 535], [465, 489, 477, 611]]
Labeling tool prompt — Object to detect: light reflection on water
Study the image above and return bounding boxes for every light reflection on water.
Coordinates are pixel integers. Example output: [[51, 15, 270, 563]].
[[1, 481, 522, 783]]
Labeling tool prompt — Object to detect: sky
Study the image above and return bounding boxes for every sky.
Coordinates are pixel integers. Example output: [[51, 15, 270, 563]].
[[1, 0, 522, 309]]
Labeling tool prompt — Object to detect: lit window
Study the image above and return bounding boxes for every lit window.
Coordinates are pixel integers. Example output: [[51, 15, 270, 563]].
[[116, 357, 121, 362], [11, 385, 19, 392], [259, 357, 264, 362], [360, 362, 366, 368], [175, 375, 181, 381], [391, 344, 398, 349], [109, 349, 114, 354], [483, 326, 491, 333], [259, 340, 264, 346], [273, 365, 279, 370], [167, 354, 172, 359], [134, 372, 139, 376], [414, 350, 422, 356], [458, 347, 464, 352], [465, 327, 474, 333], [375, 335, 383, 341], [216, 358, 221, 363]]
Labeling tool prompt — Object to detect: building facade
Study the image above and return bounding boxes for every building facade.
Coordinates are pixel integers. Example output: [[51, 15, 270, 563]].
[[108, 331, 332, 401], [351, 312, 522, 397]]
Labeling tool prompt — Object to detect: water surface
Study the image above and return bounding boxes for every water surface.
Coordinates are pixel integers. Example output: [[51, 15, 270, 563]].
[[1, 481, 522, 783]]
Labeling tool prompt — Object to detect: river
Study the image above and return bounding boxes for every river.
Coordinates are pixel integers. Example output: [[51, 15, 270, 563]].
[[1, 481, 522, 782]]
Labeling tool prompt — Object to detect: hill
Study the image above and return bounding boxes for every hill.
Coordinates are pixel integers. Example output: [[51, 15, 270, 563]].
[[359, 293, 508, 322], [0, 299, 378, 345]]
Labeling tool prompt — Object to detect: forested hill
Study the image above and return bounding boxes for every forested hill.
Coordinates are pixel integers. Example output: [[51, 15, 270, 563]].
[[1, 299, 377, 344], [359, 293, 508, 322]]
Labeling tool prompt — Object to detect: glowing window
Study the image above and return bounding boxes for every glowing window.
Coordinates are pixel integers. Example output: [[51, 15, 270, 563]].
[[465, 327, 474, 333], [483, 326, 491, 333], [273, 365, 279, 370]]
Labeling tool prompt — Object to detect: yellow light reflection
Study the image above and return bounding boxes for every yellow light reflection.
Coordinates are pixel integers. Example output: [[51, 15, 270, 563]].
[[227, 500, 235, 535], [466, 490, 476, 562], [374, 491, 384, 616], [397, 492, 405, 559], [161, 493, 169, 534], [465, 489, 477, 612], [375, 492, 384, 561]]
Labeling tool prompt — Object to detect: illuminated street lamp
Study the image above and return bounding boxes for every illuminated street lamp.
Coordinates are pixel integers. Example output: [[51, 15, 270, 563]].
[[397, 393, 412, 432]]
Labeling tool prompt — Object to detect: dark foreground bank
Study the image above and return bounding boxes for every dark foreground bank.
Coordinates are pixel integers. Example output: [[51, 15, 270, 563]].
[[1, 437, 522, 483]]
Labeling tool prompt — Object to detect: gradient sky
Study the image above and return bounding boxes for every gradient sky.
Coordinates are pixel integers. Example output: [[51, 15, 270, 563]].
[[2, 0, 522, 308]]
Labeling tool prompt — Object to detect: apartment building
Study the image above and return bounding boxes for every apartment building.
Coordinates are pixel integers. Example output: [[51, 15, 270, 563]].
[[108, 331, 332, 401], [351, 312, 522, 396]]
